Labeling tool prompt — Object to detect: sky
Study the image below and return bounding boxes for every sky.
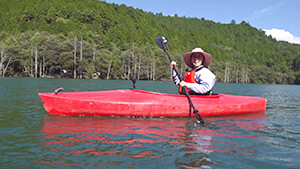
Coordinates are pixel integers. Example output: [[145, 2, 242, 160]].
[[103, 0, 300, 44]]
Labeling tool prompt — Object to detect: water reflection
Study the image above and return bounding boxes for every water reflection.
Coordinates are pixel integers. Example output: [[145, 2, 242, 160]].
[[39, 113, 265, 168]]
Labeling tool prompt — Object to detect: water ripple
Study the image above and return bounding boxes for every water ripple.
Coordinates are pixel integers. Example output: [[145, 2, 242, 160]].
[[1, 78, 300, 168]]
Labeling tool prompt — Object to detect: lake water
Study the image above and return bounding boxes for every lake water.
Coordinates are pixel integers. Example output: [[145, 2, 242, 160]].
[[0, 77, 299, 168]]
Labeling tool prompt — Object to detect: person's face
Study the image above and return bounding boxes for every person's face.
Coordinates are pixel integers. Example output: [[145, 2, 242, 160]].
[[191, 53, 203, 67]]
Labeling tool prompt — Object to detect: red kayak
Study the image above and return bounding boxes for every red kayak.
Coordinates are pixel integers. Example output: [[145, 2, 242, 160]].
[[38, 89, 266, 117]]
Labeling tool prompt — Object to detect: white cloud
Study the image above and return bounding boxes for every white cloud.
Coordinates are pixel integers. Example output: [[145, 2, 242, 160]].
[[263, 28, 300, 45], [245, 1, 286, 20]]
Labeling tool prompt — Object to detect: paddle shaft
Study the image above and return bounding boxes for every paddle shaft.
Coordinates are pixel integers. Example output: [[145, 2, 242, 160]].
[[165, 50, 204, 124]]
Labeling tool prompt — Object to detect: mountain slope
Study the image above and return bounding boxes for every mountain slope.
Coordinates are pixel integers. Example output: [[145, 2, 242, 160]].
[[0, 0, 299, 84]]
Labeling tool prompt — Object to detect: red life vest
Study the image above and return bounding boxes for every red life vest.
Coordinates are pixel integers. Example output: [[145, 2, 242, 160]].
[[178, 69, 197, 95], [178, 66, 207, 95]]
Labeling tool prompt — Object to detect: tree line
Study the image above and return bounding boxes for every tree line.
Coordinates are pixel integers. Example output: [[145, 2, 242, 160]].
[[1, 30, 298, 84], [0, 31, 166, 81], [0, 0, 299, 84]]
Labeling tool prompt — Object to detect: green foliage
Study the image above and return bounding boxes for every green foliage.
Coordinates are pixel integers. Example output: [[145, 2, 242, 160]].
[[0, 0, 299, 84]]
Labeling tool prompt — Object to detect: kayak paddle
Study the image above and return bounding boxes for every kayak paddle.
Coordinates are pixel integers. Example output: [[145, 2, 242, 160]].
[[154, 36, 205, 125]]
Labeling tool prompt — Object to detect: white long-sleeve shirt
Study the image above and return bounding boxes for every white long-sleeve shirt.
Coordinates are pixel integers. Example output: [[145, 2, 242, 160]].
[[172, 66, 216, 94]]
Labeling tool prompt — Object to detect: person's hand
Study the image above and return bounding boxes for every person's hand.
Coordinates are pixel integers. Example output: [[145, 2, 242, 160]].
[[180, 81, 187, 87], [170, 61, 177, 67]]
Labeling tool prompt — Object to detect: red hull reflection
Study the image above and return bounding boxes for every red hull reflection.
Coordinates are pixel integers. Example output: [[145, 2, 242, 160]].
[[38, 113, 265, 166]]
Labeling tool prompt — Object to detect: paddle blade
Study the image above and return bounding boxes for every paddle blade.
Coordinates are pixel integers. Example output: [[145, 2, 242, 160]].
[[155, 36, 168, 51], [195, 111, 205, 125]]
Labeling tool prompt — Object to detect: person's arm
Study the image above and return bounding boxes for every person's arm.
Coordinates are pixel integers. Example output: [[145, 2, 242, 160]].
[[172, 68, 181, 85], [170, 61, 180, 85]]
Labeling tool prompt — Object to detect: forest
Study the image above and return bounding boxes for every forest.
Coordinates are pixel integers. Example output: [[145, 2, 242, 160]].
[[0, 0, 299, 84]]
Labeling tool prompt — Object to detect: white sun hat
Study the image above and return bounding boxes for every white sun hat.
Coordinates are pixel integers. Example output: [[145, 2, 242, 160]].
[[183, 47, 212, 68]]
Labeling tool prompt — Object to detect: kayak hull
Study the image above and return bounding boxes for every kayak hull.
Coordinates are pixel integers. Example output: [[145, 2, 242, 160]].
[[38, 89, 266, 117]]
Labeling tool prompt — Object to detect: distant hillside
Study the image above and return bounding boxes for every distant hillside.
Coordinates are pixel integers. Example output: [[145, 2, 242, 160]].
[[0, 0, 299, 84]]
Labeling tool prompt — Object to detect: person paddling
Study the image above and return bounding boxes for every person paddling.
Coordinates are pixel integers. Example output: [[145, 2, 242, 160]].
[[171, 47, 216, 95]]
